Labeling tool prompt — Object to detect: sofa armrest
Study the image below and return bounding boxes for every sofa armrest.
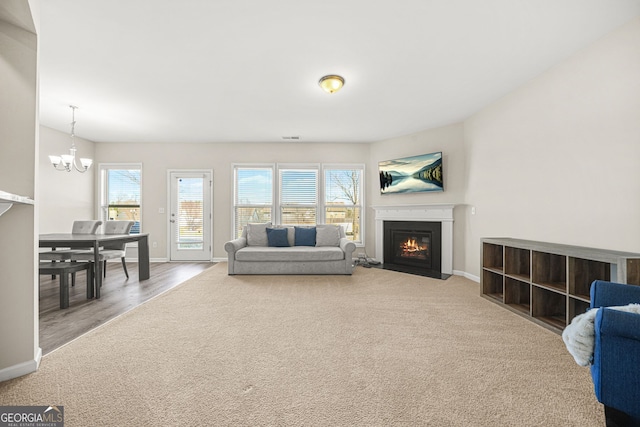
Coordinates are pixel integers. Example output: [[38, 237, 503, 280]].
[[224, 237, 247, 254], [590, 280, 640, 309], [591, 308, 640, 418], [339, 238, 356, 256], [224, 237, 247, 275], [596, 308, 640, 342]]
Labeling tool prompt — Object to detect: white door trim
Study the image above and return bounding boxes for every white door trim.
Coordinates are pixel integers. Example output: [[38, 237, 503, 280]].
[[167, 169, 213, 261]]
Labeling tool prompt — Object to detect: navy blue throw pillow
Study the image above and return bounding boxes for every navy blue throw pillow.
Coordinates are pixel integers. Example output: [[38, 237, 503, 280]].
[[266, 227, 290, 247], [294, 226, 316, 246]]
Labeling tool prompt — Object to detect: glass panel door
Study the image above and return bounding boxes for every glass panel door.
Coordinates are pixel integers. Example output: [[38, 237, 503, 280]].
[[170, 171, 212, 261]]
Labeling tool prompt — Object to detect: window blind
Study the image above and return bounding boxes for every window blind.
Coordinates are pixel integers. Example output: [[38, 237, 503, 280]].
[[176, 177, 204, 249], [280, 169, 317, 224], [324, 168, 362, 242], [234, 167, 273, 237], [106, 168, 141, 233]]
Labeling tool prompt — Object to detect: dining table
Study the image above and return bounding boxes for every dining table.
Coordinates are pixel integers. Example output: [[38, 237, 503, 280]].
[[39, 232, 150, 298]]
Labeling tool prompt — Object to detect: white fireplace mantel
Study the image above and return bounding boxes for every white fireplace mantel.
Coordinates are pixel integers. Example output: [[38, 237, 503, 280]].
[[372, 204, 455, 275]]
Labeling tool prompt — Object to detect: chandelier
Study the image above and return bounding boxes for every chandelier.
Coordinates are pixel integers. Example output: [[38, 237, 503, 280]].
[[49, 105, 93, 173]]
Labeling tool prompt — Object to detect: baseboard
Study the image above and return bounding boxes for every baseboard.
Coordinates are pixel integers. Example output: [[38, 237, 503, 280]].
[[120, 258, 220, 263], [0, 347, 41, 382], [453, 270, 480, 283], [119, 257, 168, 263]]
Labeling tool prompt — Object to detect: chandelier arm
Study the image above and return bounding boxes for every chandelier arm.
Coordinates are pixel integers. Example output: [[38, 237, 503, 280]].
[[72, 158, 88, 173]]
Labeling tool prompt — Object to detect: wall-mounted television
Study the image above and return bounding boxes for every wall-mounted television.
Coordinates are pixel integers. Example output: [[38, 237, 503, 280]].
[[379, 151, 443, 194]]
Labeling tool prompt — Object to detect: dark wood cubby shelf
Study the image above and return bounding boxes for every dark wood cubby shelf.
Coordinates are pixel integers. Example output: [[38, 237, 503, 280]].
[[481, 238, 640, 334]]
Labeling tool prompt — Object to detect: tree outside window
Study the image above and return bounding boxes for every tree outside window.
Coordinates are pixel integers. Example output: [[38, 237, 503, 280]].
[[233, 164, 364, 244], [102, 166, 141, 234], [325, 168, 362, 243]]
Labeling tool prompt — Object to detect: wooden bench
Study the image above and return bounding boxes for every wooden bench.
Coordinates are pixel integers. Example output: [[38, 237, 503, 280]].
[[39, 262, 93, 309]]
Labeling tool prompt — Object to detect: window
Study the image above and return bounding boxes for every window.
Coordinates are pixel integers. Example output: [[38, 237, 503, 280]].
[[233, 163, 364, 243], [324, 166, 363, 243], [234, 166, 273, 238], [99, 164, 142, 233], [279, 167, 318, 225]]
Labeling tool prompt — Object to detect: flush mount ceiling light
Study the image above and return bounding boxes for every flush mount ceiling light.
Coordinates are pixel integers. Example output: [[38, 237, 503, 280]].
[[318, 75, 345, 94]]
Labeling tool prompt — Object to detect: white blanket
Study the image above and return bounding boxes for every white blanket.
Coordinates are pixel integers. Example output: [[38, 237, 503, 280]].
[[562, 303, 640, 366]]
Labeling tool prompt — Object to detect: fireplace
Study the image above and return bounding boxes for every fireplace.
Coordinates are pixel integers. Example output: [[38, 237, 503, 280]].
[[383, 221, 443, 277], [373, 204, 455, 279]]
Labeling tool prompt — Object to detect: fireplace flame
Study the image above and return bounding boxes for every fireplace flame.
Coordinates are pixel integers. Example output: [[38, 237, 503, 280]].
[[402, 238, 427, 254]]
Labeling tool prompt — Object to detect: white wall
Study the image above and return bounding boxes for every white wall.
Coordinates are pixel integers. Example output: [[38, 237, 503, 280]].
[[462, 17, 640, 278], [0, 1, 39, 381], [95, 141, 370, 260], [39, 126, 95, 232], [367, 123, 467, 271]]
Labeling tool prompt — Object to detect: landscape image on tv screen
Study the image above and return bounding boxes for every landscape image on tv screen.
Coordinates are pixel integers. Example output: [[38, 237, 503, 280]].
[[379, 152, 443, 194]]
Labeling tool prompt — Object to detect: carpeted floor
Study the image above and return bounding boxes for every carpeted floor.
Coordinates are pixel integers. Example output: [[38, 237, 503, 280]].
[[0, 263, 603, 426]]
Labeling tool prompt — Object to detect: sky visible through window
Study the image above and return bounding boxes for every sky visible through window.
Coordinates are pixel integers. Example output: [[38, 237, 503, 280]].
[[236, 168, 360, 205], [178, 178, 203, 200], [325, 169, 359, 205], [108, 170, 141, 204], [281, 170, 316, 204], [237, 168, 272, 204]]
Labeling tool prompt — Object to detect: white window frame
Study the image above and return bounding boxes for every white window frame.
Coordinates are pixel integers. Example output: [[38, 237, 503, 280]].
[[231, 162, 365, 245], [278, 163, 320, 226], [232, 163, 275, 238], [98, 163, 143, 248], [322, 163, 365, 245]]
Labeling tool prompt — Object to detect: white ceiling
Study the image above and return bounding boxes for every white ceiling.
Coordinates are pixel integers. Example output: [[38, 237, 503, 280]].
[[38, 0, 640, 144]]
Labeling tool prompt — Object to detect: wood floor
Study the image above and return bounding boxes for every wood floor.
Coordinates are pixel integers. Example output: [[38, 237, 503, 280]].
[[39, 261, 215, 355]]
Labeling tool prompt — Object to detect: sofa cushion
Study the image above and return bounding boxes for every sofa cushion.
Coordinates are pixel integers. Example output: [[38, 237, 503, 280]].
[[273, 226, 295, 246], [316, 224, 341, 247], [294, 226, 316, 246], [235, 246, 345, 262], [266, 227, 290, 247], [247, 222, 271, 246]]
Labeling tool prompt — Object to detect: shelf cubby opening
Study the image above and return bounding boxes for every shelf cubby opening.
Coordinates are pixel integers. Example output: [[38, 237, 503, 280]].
[[569, 257, 610, 300], [482, 270, 503, 303], [505, 246, 530, 281], [482, 243, 503, 273], [532, 251, 566, 293], [568, 297, 590, 322], [532, 286, 567, 330], [504, 277, 530, 315], [627, 259, 640, 286]]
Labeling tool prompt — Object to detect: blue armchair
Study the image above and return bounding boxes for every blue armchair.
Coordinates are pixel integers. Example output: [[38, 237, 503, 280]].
[[590, 280, 640, 426]]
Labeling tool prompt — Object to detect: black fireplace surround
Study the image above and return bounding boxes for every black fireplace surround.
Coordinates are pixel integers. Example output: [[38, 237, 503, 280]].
[[383, 220, 446, 278]]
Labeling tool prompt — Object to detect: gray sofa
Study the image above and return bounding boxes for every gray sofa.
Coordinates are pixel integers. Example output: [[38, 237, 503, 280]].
[[224, 223, 356, 275]]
